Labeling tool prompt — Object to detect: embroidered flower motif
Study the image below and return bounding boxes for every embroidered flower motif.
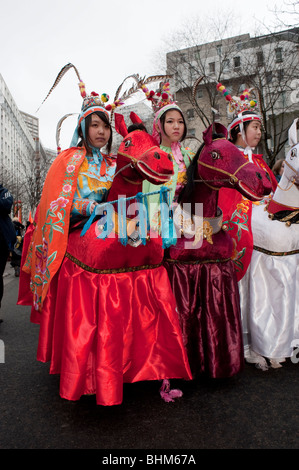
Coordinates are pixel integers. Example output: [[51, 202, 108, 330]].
[[35, 238, 49, 275], [50, 196, 69, 212], [66, 164, 76, 173], [236, 201, 250, 213], [62, 184, 72, 193], [33, 291, 41, 311], [73, 152, 84, 160]]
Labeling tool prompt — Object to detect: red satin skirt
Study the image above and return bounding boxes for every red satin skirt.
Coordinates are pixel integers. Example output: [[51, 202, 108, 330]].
[[163, 258, 244, 379], [30, 258, 192, 406]]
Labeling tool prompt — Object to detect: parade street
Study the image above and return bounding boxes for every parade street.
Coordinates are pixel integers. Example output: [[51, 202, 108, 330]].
[[0, 265, 298, 451]]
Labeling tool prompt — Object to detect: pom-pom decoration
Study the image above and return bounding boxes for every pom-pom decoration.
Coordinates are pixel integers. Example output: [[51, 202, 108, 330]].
[[78, 80, 87, 98], [101, 93, 109, 102], [216, 83, 232, 104], [216, 83, 258, 115]]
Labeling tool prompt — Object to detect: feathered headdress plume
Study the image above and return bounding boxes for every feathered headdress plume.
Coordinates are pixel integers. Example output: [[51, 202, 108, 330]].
[[36, 63, 86, 112], [36, 63, 124, 116], [53, 69, 173, 152]]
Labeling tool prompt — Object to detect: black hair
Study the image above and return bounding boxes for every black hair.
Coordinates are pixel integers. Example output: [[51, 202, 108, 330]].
[[78, 110, 113, 154], [127, 123, 148, 133], [159, 108, 187, 142], [229, 111, 260, 144]]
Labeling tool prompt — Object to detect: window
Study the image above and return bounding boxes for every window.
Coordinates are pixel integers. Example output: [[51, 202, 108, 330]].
[[234, 56, 241, 68], [279, 91, 287, 108], [188, 128, 196, 136], [197, 89, 204, 99], [277, 69, 284, 82], [223, 59, 230, 71], [186, 108, 194, 120], [236, 40, 242, 50], [275, 47, 283, 63], [209, 62, 215, 73], [216, 45, 222, 56], [257, 51, 264, 67]]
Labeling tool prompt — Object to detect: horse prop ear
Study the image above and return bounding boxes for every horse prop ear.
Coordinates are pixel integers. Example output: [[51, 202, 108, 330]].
[[202, 124, 214, 145], [289, 118, 299, 147], [114, 113, 128, 137], [130, 112, 143, 124], [214, 122, 228, 139], [203, 122, 228, 145]]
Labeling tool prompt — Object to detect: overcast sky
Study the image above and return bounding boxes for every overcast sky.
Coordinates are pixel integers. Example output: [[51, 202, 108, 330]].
[[0, 0, 297, 151]]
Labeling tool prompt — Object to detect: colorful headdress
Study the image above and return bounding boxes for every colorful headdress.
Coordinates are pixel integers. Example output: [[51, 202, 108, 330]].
[[139, 80, 181, 139], [37, 63, 133, 154], [139, 79, 186, 167], [216, 82, 261, 139]]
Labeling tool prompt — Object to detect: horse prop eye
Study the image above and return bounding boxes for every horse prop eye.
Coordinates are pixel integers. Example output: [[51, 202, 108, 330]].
[[168, 154, 172, 161], [290, 148, 297, 160], [153, 152, 161, 159], [211, 150, 220, 160], [124, 138, 132, 149]]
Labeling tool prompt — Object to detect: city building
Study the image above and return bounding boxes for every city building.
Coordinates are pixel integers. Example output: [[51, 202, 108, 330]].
[[0, 74, 54, 220], [166, 27, 299, 164]]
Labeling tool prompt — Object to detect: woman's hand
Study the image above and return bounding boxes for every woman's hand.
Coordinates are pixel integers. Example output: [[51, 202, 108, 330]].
[[89, 201, 99, 213]]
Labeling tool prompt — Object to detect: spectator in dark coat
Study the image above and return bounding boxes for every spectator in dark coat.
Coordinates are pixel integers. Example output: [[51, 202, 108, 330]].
[[0, 184, 16, 322]]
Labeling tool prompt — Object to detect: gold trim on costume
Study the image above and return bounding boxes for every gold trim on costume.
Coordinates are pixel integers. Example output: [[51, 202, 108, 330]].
[[164, 257, 232, 265], [65, 252, 161, 273], [253, 245, 299, 256]]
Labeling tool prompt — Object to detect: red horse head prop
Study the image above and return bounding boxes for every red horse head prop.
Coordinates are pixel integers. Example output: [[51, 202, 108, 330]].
[[196, 122, 272, 201], [114, 112, 173, 185]]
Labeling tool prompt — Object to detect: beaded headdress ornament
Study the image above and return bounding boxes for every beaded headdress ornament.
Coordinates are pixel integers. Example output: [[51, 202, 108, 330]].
[[216, 82, 260, 137]]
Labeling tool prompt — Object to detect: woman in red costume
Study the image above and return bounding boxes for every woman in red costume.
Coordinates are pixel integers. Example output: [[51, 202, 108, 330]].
[[18, 66, 191, 406], [217, 84, 277, 369]]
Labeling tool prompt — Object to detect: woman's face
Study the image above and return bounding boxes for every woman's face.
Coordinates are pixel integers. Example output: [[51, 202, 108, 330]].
[[280, 161, 285, 175], [87, 113, 111, 149], [161, 110, 185, 147], [245, 120, 262, 148]]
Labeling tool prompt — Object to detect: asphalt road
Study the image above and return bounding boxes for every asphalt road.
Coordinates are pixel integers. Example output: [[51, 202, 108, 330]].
[[0, 264, 298, 451]]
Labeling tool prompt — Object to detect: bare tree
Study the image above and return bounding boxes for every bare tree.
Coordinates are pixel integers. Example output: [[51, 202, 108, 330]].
[[154, 12, 243, 130], [272, 1, 299, 28], [231, 28, 299, 166], [0, 144, 52, 221], [154, 13, 298, 167]]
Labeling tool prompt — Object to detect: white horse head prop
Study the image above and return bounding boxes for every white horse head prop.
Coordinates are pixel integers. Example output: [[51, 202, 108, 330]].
[[272, 118, 299, 209]]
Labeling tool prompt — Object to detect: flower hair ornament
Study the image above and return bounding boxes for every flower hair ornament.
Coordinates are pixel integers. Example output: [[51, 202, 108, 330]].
[[216, 82, 262, 161]]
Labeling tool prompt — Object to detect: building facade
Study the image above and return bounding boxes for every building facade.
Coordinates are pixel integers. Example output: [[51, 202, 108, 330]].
[[166, 27, 299, 164], [0, 74, 54, 220]]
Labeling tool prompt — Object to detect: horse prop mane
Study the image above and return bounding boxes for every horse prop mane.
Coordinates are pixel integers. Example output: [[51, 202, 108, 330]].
[[163, 122, 272, 379]]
